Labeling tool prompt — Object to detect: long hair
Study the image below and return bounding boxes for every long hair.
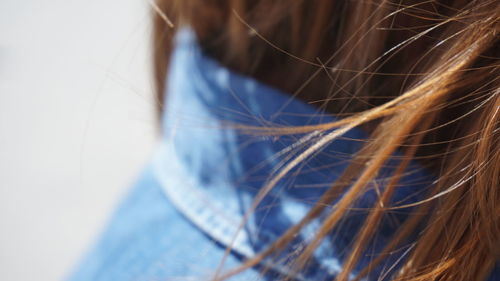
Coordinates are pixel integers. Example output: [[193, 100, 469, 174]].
[[152, 1, 499, 280]]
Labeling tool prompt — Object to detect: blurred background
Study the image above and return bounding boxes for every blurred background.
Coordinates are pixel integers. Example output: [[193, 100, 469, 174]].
[[0, 1, 157, 280]]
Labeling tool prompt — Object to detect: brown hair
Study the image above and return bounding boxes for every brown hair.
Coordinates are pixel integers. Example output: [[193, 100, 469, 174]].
[[152, 1, 499, 280]]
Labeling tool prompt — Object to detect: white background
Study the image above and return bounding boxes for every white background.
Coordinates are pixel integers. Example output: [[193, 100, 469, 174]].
[[0, 1, 157, 280]]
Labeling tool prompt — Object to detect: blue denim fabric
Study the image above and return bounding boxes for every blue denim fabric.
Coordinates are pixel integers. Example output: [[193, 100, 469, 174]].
[[69, 165, 263, 281], [69, 29, 499, 281]]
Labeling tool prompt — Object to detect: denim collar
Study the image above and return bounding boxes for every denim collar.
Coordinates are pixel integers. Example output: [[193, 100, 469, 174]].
[[153, 28, 436, 280]]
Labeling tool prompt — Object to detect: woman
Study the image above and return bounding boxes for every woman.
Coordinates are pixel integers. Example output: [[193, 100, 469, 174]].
[[71, 1, 499, 280]]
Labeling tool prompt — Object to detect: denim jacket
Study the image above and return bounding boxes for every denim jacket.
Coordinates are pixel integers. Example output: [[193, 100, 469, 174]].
[[69, 29, 499, 281]]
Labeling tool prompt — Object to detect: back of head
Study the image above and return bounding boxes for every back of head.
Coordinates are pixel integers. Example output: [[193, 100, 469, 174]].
[[152, 1, 500, 280]]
